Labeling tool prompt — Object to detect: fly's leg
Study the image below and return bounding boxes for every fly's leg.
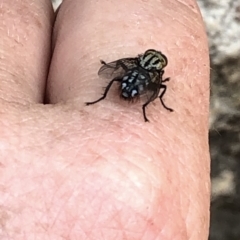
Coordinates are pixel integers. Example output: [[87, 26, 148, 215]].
[[161, 77, 170, 83], [159, 84, 173, 112], [85, 78, 121, 105], [157, 70, 172, 110], [100, 60, 111, 66], [158, 70, 170, 83], [142, 101, 151, 122], [142, 92, 158, 122], [142, 79, 173, 122], [100, 60, 129, 72]]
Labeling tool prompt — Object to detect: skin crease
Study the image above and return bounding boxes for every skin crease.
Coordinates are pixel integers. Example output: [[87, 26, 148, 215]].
[[0, 0, 210, 239]]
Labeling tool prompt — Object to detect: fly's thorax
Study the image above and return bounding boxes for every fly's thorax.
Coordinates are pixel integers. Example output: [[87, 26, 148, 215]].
[[139, 49, 168, 71], [121, 69, 149, 99]]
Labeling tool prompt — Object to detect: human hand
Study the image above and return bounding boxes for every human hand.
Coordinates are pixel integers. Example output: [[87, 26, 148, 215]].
[[0, 0, 210, 239]]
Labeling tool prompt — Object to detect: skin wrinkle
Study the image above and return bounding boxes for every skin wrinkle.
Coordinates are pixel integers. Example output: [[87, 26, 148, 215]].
[[101, 156, 149, 199], [147, 0, 202, 34], [175, 0, 200, 12], [98, 126, 170, 179], [95, 159, 164, 229], [94, 118, 185, 208], [179, 188, 190, 235], [113, 156, 153, 195], [80, 180, 147, 238], [0, 62, 34, 101]]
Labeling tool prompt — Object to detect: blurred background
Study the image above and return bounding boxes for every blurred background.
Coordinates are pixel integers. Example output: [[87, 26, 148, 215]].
[[198, 1, 240, 240], [52, 0, 240, 239]]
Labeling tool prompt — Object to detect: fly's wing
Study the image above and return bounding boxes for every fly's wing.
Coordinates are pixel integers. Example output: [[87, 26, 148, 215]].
[[150, 71, 162, 85], [98, 58, 138, 79], [142, 72, 161, 102]]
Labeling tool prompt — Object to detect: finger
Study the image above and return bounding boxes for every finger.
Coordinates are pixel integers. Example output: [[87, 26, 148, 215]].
[[0, 0, 53, 104], [48, 0, 210, 239]]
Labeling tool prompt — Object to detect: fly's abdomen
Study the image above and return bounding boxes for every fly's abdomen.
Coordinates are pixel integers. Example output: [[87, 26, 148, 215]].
[[121, 69, 149, 99]]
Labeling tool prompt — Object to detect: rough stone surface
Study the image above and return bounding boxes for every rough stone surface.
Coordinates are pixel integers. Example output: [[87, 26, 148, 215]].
[[197, 0, 240, 239], [51, 0, 240, 239]]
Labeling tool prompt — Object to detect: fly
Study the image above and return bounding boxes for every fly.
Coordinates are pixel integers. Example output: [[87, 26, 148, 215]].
[[86, 49, 173, 122]]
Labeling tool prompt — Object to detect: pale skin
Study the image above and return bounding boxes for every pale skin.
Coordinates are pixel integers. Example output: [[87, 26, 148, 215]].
[[0, 0, 210, 239]]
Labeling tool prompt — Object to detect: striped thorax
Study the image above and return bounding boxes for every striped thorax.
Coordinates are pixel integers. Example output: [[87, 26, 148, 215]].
[[139, 49, 168, 71]]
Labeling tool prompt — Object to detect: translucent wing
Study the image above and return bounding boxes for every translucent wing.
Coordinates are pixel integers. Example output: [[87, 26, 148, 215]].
[[142, 72, 161, 101], [150, 71, 162, 85], [98, 58, 138, 79]]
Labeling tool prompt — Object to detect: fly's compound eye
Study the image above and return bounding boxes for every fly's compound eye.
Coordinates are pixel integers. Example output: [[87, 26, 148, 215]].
[[159, 54, 168, 69]]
